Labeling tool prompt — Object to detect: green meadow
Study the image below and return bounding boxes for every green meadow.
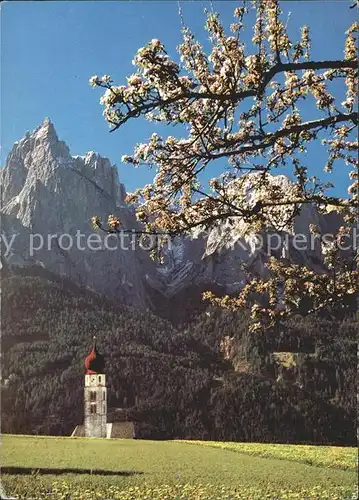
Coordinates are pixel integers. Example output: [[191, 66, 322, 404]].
[[1, 435, 357, 499]]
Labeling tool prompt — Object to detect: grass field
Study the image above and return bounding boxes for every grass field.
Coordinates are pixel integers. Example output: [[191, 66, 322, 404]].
[[1, 435, 357, 499]]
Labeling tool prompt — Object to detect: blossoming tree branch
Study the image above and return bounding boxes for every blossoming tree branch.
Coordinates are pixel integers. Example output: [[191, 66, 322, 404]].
[[90, 0, 358, 330]]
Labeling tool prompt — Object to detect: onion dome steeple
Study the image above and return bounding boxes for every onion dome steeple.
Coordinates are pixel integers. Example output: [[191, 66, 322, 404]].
[[84, 336, 105, 374]]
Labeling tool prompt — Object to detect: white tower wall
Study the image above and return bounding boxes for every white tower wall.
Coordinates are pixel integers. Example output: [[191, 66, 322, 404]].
[[84, 373, 107, 437]]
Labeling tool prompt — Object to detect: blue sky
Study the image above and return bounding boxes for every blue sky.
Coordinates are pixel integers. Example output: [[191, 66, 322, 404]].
[[1, 0, 355, 195]]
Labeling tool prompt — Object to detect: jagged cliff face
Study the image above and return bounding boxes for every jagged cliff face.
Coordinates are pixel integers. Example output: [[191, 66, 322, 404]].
[[0, 119, 153, 308], [1, 120, 338, 315], [149, 176, 334, 303]]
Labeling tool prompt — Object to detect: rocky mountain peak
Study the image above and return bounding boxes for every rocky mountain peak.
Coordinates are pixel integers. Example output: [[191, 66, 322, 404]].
[[0, 120, 152, 308], [34, 117, 58, 141], [1, 120, 126, 208]]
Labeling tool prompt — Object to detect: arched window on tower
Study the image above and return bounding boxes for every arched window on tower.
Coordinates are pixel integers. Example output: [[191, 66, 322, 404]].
[[90, 404, 97, 414], [90, 391, 96, 402], [98, 376, 102, 383], [103, 391, 106, 401]]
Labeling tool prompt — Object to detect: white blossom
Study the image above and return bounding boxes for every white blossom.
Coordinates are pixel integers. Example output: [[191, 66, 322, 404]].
[[89, 75, 100, 87]]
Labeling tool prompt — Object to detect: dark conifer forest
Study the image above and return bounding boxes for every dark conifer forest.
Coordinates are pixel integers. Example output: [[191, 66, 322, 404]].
[[1, 268, 356, 445]]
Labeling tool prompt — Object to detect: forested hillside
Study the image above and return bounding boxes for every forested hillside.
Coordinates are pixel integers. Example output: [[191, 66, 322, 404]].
[[1, 268, 356, 445]]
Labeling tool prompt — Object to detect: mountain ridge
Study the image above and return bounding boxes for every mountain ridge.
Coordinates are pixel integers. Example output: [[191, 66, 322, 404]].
[[1, 119, 341, 317]]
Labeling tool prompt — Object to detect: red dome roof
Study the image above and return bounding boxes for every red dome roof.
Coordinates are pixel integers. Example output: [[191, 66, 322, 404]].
[[84, 337, 105, 374]]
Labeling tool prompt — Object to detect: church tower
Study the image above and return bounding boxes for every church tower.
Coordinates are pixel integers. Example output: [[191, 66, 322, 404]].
[[84, 336, 107, 437]]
